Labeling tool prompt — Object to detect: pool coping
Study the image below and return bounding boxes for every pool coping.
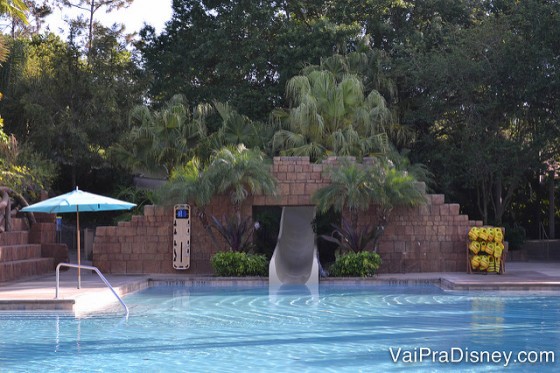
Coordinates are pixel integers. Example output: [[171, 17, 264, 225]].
[[2, 261, 560, 316]]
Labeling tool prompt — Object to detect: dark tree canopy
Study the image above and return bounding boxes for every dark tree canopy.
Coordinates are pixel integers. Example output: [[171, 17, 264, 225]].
[[137, 0, 360, 120]]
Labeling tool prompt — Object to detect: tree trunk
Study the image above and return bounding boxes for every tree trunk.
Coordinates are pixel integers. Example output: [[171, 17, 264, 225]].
[[549, 171, 555, 239], [494, 177, 503, 225], [87, 0, 95, 62], [350, 208, 358, 232]]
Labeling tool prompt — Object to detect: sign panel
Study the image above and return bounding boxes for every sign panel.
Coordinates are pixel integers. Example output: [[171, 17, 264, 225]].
[[173, 204, 191, 270]]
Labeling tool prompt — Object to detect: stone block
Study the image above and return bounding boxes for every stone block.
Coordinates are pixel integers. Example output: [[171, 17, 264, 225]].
[[440, 241, 454, 253], [290, 183, 305, 195], [413, 226, 426, 236], [449, 204, 460, 215], [304, 183, 320, 195], [41, 243, 69, 269], [154, 205, 167, 216], [121, 243, 133, 254], [143, 260, 161, 273], [311, 164, 323, 173], [143, 205, 155, 216], [296, 172, 308, 181], [431, 194, 445, 205], [111, 260, 126, 274], [126, 260, 143, 274]]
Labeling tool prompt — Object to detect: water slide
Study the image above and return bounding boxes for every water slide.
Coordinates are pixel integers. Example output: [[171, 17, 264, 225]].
[[269, 206, 319, 287]]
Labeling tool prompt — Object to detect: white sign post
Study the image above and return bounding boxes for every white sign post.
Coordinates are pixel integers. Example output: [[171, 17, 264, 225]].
[[173, 204, 191, 270]]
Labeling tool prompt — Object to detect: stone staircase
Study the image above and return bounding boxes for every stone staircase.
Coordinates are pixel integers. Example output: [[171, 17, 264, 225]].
[[0, 217, 59, 282]]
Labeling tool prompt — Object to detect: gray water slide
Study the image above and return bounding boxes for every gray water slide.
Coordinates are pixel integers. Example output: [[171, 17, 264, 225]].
[[269, 206, 319, 286]]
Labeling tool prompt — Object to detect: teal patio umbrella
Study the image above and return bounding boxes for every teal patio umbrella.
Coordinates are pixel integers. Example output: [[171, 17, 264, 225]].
[[21, 187, 136, 288]]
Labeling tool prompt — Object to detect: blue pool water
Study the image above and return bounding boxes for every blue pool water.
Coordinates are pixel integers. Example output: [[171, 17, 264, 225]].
[[1, 284, 559, 372]]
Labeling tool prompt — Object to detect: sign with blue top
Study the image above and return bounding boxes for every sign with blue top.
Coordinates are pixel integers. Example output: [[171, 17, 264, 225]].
[[173, 204, 191, 270]]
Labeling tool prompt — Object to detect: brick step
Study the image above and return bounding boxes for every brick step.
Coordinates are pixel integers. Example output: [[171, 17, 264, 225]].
[[10, 217, 30, 231], [0, 231, 29, 246], [0, 244, 42, 263], [0, 257, 54, 282]]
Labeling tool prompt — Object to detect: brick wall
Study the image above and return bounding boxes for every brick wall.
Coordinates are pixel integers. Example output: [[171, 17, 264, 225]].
[[361, 196, 482, 273], [28, 212, 69, 268], [93, 157, 481, 274]]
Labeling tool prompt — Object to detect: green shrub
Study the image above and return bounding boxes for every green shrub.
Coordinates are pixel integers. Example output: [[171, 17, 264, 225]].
[[211, 251, 268, 276], [329, 251, 382, 277]]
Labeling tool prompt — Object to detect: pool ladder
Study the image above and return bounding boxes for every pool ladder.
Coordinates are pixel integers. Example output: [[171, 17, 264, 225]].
[[55, 263, 129, 318]]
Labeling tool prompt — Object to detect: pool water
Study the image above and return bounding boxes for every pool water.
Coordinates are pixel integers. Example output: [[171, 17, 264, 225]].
[[1, 284, 559, 372]]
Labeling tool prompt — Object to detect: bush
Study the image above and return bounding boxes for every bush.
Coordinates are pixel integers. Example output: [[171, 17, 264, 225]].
[[329, 251, 382, 277], [211, 251, 268, 276]]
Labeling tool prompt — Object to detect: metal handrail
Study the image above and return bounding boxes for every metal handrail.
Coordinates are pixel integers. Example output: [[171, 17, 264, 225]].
[[55, 263, 129, 318], [539, 222, 549, 240]]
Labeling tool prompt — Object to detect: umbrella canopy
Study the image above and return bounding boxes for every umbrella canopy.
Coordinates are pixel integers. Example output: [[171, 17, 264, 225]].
[[21, 187, 136, 214], [21, 187, 136, 288]]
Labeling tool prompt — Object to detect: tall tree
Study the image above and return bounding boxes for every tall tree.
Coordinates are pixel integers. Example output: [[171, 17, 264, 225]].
[[408, 0, 560, 225], [137, 0, 359, 120], [55, 0, 133, 58], [0, 26, 145, 189]]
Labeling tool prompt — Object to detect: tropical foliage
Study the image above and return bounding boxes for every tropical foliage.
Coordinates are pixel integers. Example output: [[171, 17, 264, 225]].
[[205, 144, 277, 218], [210, 251, 268, 277], [210, 215, 255, 253], [155, 144, 277, 252], [0, 122, 56, 199], [0, 0, 558, 238], [329, 251, 382, 277], [314, 159, 426, 252], [272, 69, 391, 162], [111, 94, 210, 177], [320, 218, 378, 254]]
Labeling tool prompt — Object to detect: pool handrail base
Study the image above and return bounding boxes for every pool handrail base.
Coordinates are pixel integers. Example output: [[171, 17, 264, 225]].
[[55, 262, 129, 318]]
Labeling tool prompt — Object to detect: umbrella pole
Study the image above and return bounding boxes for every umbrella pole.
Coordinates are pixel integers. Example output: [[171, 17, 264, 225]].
[[77, 208, 81, 289]]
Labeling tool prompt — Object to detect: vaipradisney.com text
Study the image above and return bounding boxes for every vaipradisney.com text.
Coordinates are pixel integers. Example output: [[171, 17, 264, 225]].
[[389, 347, 555, 367]]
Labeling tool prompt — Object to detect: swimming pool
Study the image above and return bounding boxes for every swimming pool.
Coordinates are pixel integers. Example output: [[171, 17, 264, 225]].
[[1, 284, 559, 372]]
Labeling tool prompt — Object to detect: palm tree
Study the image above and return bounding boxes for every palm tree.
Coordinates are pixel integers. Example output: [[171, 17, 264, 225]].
[[155, 158, 226, 249], [300, 51, 416, 151], [312, 159, 376, 231], [110, 94, 211, 177], [213, 101, 260, 147], [0, 0, 27, 26], [313, 159, 426, 252], [272, 69, 392, 162], [372, 167, 427, 248], [158, 145, 277, 252], [0, 1, 28, 64], [206, 144, 277, 220], [155, 158, 213, 222]]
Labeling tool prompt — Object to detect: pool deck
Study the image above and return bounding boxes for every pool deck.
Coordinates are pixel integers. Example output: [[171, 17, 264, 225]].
[[1, 261, 560, 316]]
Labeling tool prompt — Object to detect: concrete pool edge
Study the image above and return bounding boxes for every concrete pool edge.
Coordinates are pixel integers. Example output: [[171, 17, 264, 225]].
[[3, 262, 560, 315]]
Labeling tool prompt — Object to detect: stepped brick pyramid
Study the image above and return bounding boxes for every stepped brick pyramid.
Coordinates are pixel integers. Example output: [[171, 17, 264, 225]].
[[0, 215, 68, 283], [94, 157, 483, 275]]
